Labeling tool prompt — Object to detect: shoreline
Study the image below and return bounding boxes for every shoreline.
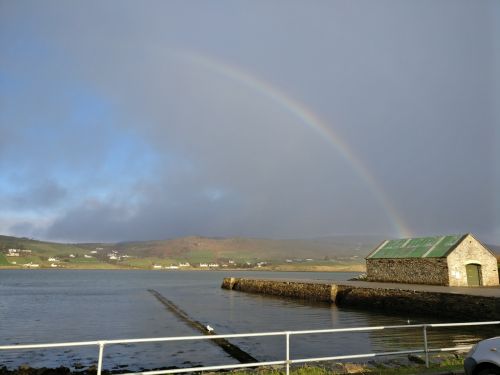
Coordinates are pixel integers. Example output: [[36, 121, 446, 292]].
[[0, 266, 364, 272], [0, 352, 466, 375]]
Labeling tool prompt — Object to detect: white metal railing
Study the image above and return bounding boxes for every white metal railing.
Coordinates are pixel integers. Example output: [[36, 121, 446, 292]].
[[1, 321, 499, 375]]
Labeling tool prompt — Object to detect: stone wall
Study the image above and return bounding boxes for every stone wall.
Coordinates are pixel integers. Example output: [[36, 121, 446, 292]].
[[447, 234, 499, 286], [222, 277, 336, 302], [335, 285, 500, 321], [366, 258, 449, 285], [222, 277, 500, 320]]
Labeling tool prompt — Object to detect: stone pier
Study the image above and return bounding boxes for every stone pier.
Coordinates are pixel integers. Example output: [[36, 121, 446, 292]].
[[222, 277, 500, 320]]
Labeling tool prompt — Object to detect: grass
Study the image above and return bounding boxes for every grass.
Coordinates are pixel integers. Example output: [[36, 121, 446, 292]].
[[62, 262, 123, 269], [119, 257, 179, 268], [67, 257, 101, 263], [0, 234, 378, 270], [184, 249, 218, 262], [262, 262, 366, 273], [0, 235, 87, 257], [0, 234, 372, 271], [11, 256, 41, 264], [2, 360, 465, 375], [0, 253, 10, 265], [216, 357, 464, 374]]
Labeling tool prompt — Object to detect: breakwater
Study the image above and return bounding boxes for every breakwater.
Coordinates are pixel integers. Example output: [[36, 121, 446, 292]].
[[148, 289, 257, 363], [221, 277, 500, 320]]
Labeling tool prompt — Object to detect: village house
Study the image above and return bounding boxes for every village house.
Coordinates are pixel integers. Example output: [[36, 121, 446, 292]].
[[366, 234, 499, 287], [23, 262, 39, 268]]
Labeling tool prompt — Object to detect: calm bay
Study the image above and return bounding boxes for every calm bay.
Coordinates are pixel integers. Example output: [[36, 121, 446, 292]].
[[0, 270, 491, 371]]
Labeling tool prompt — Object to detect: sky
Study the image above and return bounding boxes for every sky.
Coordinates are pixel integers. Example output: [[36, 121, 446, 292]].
[[0, 1, 498, 244]]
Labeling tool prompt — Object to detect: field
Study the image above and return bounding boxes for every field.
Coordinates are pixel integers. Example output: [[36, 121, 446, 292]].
[[0, 253, 10, 266], [0, 234, 376, 271], [262, 262, 366, 272]]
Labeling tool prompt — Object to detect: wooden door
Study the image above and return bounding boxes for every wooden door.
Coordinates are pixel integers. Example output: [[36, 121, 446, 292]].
[[466, 264, 482, 286]]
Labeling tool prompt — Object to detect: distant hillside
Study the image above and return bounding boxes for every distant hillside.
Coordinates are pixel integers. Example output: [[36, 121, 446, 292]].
[[0, 235, 104, 269], [0, 234, 383, 268], [109, 235, 384, 262], [2, 233, 497, 270], [0, 235, 87, 256]]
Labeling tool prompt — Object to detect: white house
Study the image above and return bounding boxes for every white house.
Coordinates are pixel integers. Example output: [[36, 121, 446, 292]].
[[23, 262, 39, 268]]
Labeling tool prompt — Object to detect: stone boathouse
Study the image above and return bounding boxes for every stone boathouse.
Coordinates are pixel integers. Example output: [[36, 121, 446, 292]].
[[366, 234, 499, 287]]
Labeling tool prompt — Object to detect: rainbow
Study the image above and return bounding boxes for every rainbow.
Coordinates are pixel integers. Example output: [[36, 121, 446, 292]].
[[177, 51, 412, 238]]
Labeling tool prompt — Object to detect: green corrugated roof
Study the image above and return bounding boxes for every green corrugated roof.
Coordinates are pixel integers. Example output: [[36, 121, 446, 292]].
[[367, 234, 465, 259]]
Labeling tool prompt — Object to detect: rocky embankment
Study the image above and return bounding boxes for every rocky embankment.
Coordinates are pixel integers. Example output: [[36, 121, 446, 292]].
[[0, 366, 98, 375], [0, 366, 181, 375]]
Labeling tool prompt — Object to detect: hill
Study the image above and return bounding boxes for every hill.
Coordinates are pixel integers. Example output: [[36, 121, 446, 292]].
[[0, 234, 382, 270], [0, 235, 87, 255], [110, 235, 383, 261]]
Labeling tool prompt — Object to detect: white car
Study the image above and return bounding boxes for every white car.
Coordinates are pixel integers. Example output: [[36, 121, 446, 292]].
[[464, 337, 500, 375]]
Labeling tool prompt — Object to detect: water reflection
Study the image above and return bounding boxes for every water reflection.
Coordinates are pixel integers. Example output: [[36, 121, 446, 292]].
[[0, 270, 496, 370]]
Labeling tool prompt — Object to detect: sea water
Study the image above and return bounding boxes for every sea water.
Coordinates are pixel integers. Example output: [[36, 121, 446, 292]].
[[0, 270, 493, 371]]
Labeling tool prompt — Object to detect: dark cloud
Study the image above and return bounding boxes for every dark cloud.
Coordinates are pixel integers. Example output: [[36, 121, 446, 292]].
[[7, 180, 67, 210], [7, 221, 43, 239], [0, 1, 498, 243]]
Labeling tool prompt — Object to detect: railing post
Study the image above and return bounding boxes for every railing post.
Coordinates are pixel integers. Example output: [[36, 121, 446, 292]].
[[285, 332, 291, 375], [97, 342, 105, 375], [423, 325, 429, 368]]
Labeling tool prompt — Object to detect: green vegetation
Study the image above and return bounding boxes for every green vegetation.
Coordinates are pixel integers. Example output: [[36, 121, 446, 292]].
[[118, 257, 178, 268], [61, 262, 123, 270], [1, 234, 496, 271], [224, 356, 464, 374], [13, 256, 41, 264], [262, 263, 366, 273], [0, 235, 84, 256], [0, 234, 380, 271], [0, 253, 10, 265], [0, 351, 465, 374]]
